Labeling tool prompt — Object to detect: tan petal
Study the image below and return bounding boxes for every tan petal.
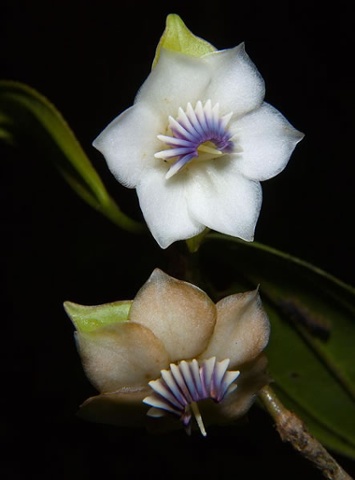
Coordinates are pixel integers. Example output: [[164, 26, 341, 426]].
[[75, 322, 169, 393], [78, 387, 149, 428], [200, 354, 269, 425], [200, 289, 270, 368], [213, 354, 269, 422], [79, 387, 184, 433], [129, 269, 216, 362]]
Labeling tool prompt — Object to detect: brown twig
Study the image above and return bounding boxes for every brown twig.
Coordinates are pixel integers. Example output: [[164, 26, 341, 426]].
[[258, 385, 353, 480]]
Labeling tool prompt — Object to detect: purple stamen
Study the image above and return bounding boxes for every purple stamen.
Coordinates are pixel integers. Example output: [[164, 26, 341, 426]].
[[143, 357, 240, 436], [154, 100, 235, 179]]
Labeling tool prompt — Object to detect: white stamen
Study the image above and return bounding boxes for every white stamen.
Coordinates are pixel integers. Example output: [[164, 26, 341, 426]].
[[197, 144, 223, 156], [190, 401, 207, 437]]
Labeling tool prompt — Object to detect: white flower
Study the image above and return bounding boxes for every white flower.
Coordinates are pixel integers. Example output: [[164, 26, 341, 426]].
[[66, 269, 270, 436], [93, 43, 303, 248]]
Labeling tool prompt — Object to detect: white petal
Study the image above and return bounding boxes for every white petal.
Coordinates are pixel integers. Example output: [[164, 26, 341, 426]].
[[75, 322, 169, 393], [129, 269, 216, 362], [232, 102, 304, 181], [200, 290, 270, 369], [204, 44, 265, 117], [136, 168, 204, 248], [93, 104, 163, 188], [135, 48, 212, 119], [93, 50, 213, 192], [186, 162, 262, 241]]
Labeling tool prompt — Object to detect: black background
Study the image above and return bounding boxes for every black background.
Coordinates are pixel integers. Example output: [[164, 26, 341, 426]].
[[1, 1, 355, 478]]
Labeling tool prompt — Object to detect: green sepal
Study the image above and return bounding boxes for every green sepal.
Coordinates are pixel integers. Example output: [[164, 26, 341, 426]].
[[152, 14, 216, 68], [64, 300, 132, 333], [202, 234, 355, 460]]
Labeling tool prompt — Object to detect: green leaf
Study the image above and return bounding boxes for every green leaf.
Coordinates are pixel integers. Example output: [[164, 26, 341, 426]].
[[64, 300, 132, 333], [202, 234, 355, 459], [152, 14, 216, 68], [0, 80, 145, 234]]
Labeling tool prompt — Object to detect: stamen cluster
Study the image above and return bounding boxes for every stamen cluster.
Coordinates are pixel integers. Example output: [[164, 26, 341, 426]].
[[155, 100, 234, 179], [143, 357, 240, 435]]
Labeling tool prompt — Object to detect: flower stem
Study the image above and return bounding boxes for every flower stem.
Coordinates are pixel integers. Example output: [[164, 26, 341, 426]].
[[185, 228, 210, 253], [258, 385, 353, 480]]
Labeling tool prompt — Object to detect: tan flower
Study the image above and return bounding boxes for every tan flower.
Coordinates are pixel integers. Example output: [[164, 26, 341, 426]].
[[65, 269, 270, 435]]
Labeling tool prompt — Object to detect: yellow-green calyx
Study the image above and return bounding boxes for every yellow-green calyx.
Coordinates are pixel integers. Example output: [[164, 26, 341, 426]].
[[152, 14, 216, 68], [64, 300, 132, 333]]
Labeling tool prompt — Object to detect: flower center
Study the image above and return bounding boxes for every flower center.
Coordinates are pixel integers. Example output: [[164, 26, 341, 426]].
[[154, 100, 235, 179], [143, 357, 239, 436]]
